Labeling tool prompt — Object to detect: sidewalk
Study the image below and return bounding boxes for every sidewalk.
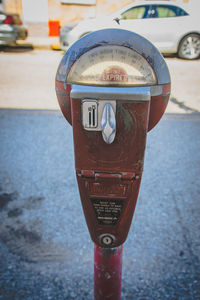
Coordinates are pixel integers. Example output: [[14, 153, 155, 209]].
[[18, 22, 60, 50], [18, 35, 60, 50]]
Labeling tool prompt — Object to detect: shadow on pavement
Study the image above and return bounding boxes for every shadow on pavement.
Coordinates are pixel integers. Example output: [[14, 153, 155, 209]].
[[163, 53, 200, 61], [170, 97, 200, 113], [0, 44, 34, 53]]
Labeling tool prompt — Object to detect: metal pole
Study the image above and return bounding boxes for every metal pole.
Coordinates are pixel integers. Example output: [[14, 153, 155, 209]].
[[94, 244, 123, 300]]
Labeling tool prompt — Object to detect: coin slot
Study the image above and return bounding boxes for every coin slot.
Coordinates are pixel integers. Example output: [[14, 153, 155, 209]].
[[82, 100, 98, 129], [92, 106, 96, 127], [89, 108, 92, 127]]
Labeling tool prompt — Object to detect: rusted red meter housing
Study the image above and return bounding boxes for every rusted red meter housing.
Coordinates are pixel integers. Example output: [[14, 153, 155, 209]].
[[56, 29, 170, 248]]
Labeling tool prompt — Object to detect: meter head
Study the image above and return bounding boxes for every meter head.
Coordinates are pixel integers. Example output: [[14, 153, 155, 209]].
[[56, 28, 170, 131]]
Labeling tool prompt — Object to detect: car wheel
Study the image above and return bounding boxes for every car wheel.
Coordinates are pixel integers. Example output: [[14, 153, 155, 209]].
[[178, 33, 200, 60]]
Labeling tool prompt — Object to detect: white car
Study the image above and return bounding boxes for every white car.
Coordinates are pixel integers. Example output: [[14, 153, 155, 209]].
[[60, 0, 200, 60]]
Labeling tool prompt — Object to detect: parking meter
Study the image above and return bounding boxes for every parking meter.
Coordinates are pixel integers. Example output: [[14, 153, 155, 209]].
[[56, 29, 170, 248]]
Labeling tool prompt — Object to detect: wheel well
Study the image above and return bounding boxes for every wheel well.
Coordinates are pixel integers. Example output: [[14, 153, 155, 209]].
[[178, 32, 200, 50], [80, 32, 91, 39]]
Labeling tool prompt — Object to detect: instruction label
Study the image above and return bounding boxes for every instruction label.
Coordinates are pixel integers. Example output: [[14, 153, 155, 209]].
[[91, 198, 125, 225]]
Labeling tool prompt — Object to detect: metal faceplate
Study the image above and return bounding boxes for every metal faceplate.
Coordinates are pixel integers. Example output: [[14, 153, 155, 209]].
[[82, 99, 116, 131], [82, 100, 99, 129], [82, 99, 117, 144]]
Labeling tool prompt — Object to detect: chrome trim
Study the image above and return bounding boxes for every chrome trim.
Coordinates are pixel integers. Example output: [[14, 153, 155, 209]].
[[81, 99, 116, 131], [150, 85, 163, 96], [71, 84, 151, 101]]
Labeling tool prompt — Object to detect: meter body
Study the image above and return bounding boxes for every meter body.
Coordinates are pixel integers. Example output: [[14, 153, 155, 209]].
[[56, 29, 170, 248]]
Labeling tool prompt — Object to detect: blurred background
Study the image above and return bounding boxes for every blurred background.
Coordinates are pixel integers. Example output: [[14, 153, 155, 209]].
[[0, 0, 200, 299]]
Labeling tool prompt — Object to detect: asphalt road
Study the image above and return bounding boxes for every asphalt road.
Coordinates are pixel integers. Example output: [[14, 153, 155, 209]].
[[0, 109, 200, 299], [0, 48, 200, 299]]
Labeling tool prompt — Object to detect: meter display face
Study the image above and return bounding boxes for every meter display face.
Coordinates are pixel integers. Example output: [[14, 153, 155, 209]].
[[67, 45, 157, 86]]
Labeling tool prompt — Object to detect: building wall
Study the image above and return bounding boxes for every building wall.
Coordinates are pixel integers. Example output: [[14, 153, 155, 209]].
[[4, 0, 22, 14], [4, 0, 190, 25], [22, 0, 48, 23], [48, 0, 96, 24], [48, 0, 132, 25]]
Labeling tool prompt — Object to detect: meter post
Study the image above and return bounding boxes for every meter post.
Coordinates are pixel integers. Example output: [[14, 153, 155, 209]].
[[55, 29, 170, 299], [94, 245, 123, 300]]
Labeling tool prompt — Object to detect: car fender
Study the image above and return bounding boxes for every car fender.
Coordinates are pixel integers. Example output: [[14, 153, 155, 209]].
[[74, 18, 118, 40]]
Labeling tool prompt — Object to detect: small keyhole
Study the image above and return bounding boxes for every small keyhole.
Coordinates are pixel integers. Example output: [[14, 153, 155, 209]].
[[102, 235, 113, 246]]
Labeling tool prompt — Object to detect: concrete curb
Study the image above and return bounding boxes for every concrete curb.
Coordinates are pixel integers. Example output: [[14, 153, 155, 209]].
[[17, 36, 60, 50]]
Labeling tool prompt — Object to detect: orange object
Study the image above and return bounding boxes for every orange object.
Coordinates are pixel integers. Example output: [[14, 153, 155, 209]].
[[48, 20, 60, 37]]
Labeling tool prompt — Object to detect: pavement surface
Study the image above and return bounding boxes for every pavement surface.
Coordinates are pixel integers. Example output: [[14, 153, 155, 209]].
[[0, 110, 199, 299], [0, 36, 200, 299]]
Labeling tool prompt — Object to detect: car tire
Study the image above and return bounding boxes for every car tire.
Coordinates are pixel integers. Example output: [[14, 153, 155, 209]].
[[178, 33, 200, 60]]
